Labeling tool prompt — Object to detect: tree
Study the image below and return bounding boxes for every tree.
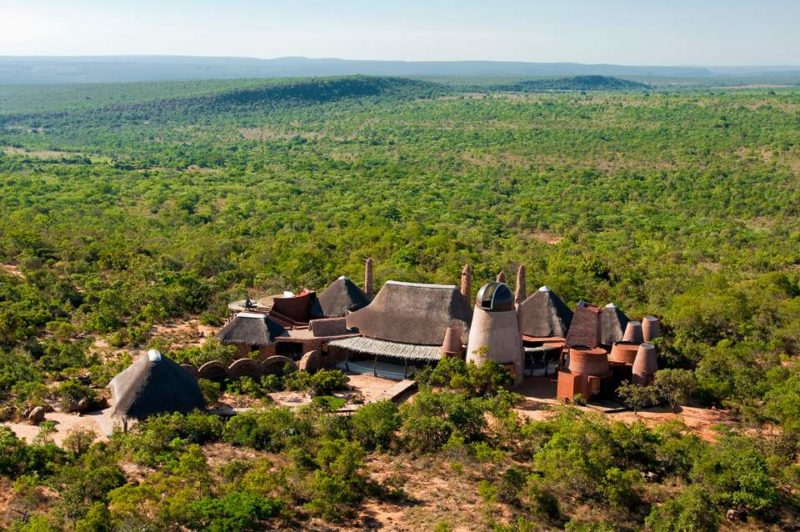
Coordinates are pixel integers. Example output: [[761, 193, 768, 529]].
[[616, 381, 660, 413], [645, 485, 719, 531], [653, 369, 697, 412], [350, 400, 400, 451]]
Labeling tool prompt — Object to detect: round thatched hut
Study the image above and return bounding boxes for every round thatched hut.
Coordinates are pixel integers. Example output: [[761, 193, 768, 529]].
[[217, 312, 288, 357], [109, 350, 205, 420]]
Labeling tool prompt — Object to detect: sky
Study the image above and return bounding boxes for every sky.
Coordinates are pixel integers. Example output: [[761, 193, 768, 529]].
[[0, 0, 799, 66]]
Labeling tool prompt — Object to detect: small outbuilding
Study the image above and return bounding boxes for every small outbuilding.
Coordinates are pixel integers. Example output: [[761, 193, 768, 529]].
[[217, 312, 288, 357], [518, 286, 573, 339], [317, 276, 371, 318], [109, 350, 205, 420]]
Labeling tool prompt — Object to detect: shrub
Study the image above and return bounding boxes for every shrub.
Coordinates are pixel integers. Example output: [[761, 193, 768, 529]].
[[188, 490, 283, 531], [198, 378, 222, 405], [400, 389, 486, 453], [224, 407, 311, 451], [468, 360, 514, 397], [600, 467, 641, 509], [304, 439, 367, 521], [645, 485, 719, 531], [653, 369, 697, 412], [62, 427, 97, 456], [171, 337, 238, 366], [284, 369, 348, 396], [310, 369, 349, 396], [691, 434, 778, 514], [616, 381, 660, 413], [418, 358, 513, 397], [125, 412, 224, 465], [56, 380, 100, 412], [350, 400, 400, 450]]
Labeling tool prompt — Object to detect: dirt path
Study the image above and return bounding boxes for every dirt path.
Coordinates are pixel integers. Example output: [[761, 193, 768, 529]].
[[0, 263, 24, 279], [2, 408, 117, 445]]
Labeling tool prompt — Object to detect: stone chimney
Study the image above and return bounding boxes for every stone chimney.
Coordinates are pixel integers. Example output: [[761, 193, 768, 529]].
[[514, 265, 526, 307], [496, 271, 506, 283], [460, 264, 472, 301], [364, 257, 374, 300]]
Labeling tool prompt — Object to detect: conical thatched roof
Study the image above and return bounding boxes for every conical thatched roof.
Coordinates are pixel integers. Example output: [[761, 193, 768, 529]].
[[518, 286, 573, 338], [346, 281, 472, 345], [109, 350, 205, 419], [217, 312, 287, 347], [565, 301, 602, 347], [317, 276, 371, 318], [600, 303, 630, 346]]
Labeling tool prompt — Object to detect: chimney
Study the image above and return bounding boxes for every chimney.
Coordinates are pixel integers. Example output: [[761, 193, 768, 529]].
[[514, 265, 526, 307], [364, 257, 374, 300], [440, 326, 464, 358], [642, 316, 662, 342], [633, 343, 658, 385], [623, 321, 644, 343], [460, 264, 472, 301], [496, 271, 506, 283]]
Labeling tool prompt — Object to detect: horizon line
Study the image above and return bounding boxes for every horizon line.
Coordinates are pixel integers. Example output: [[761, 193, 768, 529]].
[[1, 54, 799, 69]]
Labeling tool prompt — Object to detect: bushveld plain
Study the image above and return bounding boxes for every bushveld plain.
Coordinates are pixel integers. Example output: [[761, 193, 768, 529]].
[[0, 77, 799, 530]]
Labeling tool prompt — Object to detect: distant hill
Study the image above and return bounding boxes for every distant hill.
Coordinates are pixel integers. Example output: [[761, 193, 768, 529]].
[[0, 56, 725, 85], [0, 76, 442, 125], [494, 75, 650, 92]]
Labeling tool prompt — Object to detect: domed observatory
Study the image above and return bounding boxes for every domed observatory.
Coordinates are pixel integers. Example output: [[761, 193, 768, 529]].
[[466, 282, 524, 385]]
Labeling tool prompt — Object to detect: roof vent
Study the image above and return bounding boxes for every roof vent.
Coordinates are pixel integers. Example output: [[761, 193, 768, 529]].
[[147, 349, 162, 362]]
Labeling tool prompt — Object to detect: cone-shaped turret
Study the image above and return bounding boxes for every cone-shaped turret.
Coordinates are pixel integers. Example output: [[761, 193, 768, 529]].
[[642, 316, 662, 342], [623, 321, 644, 343], [633, 343, 658, 385], [441, 326, 464, 357]]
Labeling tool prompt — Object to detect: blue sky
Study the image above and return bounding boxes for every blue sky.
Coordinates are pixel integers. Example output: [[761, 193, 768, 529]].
[[1, 0, 798, 65]]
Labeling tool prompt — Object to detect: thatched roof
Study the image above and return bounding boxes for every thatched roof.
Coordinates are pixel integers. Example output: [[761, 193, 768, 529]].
[[217, 312, 287, 347], [109, 350, 205, 419], [600, 303, 630, 346], [328, 336, 442, 361], [518, 286, 573, 338], [565, 301, 602, 347], [346, 281, 472, 346], [317, 276, 371, 318]]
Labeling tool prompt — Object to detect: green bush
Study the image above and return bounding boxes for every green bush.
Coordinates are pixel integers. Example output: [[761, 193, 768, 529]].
[[56, 380, 100, 412], [304, 439, 367, 521], [188, 490, 283, 531], [653, 369, 697, 412], [418, 358, 513, 397], [284, 369, 348, 396], [400, 389, 486, 453], [171, 337, 238, 366], [223, 407, 311, 451], [350, 400, 401, 450], [691, 434, 778, 514], [645, 485, 719, 532]]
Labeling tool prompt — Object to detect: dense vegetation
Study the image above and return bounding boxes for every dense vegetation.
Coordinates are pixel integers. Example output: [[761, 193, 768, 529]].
[[495, 75, 650, 92], [0, 76, 799, 528]]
